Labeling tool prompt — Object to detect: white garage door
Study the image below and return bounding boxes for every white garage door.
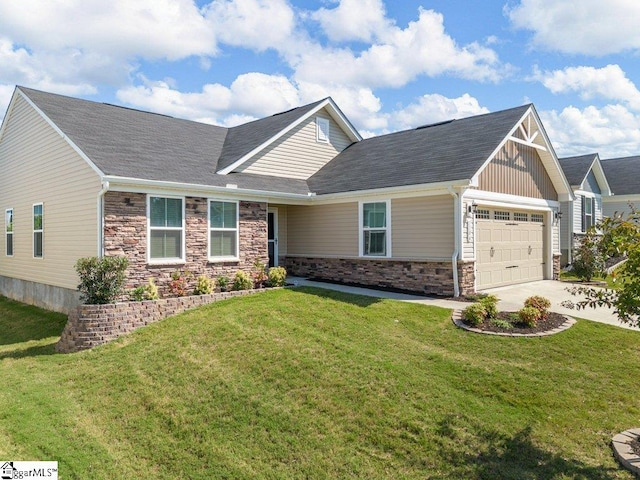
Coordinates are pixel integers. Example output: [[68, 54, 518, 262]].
[[476, 209, 545, 290]]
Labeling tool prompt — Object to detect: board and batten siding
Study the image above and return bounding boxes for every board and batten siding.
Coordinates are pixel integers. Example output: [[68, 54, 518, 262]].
[[391, 195, 454, 259], [0, 94, 102, 289], [286, 203, 359, 257], [478, 141, 558, 200], [237, 109, 352, 179]]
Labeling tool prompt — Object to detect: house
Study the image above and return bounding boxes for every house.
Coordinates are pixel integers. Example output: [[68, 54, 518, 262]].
[[557, 154, 612, 265], [601, 155, 640, 217], [0, 86, 572, 312]]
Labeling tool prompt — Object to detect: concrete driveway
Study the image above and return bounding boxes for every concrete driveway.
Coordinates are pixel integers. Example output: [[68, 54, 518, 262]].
[[289, 277, 639, 331]]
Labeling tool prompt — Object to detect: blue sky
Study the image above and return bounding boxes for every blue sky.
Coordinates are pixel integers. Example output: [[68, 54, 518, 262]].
[[1, 0, 639, 157]]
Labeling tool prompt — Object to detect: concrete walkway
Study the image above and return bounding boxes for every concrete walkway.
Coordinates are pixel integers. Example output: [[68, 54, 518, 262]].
[[288, 277, 639, 331]]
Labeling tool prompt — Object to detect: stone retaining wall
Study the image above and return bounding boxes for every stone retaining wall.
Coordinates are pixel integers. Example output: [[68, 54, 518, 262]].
[[285, 256, 476, 296], [56, 289, 269, 353]]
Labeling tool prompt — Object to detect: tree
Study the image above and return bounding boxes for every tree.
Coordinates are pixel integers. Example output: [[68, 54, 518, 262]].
[[563, 204, 640, 326], [571, 227, 605, 282]]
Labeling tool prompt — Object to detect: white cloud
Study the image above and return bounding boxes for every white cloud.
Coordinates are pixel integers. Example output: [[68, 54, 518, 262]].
[[293, 8, 505, 88], [0, 0, 217, 61], [311, 0, 391, 43], [533, 64, 640, 111], [540, 104, 640, 158], [0, 38, 99, 95], [389, 93, 489, 131], [116, 73, 305, 124], [507, 0, 640, 55], [204, 0, 296, 51]]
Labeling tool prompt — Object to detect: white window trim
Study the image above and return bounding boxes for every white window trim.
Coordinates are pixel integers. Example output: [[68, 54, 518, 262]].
[[33, 203, 43, 259], [359, 200, 391, 258], [208, 199, 240, 262], [581, 194, 595, 233], [5, 208, 13, 257], [146, 195, 186, 265], [316, 116, 330, 143]]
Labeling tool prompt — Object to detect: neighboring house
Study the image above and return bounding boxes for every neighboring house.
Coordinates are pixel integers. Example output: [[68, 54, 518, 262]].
[[557, 154, 612, 266], [601, 155, 640, 217], [0, 87, 572, 312]]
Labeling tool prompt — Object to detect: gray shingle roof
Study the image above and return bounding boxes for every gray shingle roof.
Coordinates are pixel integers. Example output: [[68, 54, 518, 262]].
[[601, 156, 640, 196], [307, 104, 531, 195], [558, 154, 598, 187], [18, 87, 311, 195]]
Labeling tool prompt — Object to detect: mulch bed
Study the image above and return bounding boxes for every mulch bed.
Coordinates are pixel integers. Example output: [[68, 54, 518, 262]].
[[462, 311, 567, 334]]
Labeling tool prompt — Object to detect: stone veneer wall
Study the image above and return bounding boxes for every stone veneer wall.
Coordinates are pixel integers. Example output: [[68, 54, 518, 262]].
[[104, 192, 268, 297], [553, 254, 561, 280], [56, 289, 269, 353], [285, 256, 476, 296]]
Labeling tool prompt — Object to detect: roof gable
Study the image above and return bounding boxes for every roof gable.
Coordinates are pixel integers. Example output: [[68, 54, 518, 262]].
[[217, 97, 361, 175], [559, 153, 611, 196], [471, 106, 572, 200]]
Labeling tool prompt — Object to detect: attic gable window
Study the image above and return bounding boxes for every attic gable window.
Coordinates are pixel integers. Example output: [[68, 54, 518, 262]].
[[316, 117, 330, 143], [148, 196, 185, 263]]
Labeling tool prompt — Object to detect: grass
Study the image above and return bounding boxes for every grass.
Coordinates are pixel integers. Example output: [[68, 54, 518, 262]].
[[1, 288, 639, 479]]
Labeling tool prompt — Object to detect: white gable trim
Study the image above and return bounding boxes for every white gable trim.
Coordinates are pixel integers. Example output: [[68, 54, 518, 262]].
[[585, 155, 613, 197], [14, 88, 105, 179], [216, 97, 361, 175], [470, 105, 573, 200]]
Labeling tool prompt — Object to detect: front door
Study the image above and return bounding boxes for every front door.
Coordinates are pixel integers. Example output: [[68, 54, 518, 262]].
[[268, 209, 278, 267]]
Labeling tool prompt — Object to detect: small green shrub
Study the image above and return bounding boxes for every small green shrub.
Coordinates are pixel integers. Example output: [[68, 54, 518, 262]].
[[193, 275, 215, 295], [572, 228, 605, 281], [129, 277, 159, 301], [490, 317, 513, 329], [518, 306, 540, 327], [169, 270, 192, 297], [524, 295, 551, 319], [252, 260, 268, 288], [479, 294, 499, 319], [232, 270, 253, 291], [217, 275, 230, 291], [75, 256, 129, 305], [267, 266, 287, 287], [462, 303, 486, 327]]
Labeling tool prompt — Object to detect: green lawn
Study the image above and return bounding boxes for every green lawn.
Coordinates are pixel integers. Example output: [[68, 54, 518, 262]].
[[1, 288, 639, 479]]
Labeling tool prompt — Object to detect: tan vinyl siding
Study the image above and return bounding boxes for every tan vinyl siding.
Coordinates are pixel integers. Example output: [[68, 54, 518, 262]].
[[238, 109, 352, 179], [0, 95, 101, 289], [478, 140, 558, 200], [391, 195, 454, 259], [287, 203, 358, 256]]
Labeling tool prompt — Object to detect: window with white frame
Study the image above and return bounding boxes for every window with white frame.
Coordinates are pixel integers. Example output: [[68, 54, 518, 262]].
[[33, 203, 43, 258], [582, 196, 595, 232], [209, 200, 238, 260], [5, 208, 13, 257], [531, 213, 544, 223], [148, 196, 184, 261], [316, 117, 330, 143], [361, 201, 389, 256]]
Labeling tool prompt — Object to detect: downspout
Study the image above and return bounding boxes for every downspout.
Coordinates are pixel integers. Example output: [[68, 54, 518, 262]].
[[97, 181, 109, 257], [567, 199, 573, 264], [447, 186, 460, 297]]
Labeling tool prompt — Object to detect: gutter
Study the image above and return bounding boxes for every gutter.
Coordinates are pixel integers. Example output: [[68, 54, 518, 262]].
[[97, 180, 109, 257], [447, 186, 461, 297]]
